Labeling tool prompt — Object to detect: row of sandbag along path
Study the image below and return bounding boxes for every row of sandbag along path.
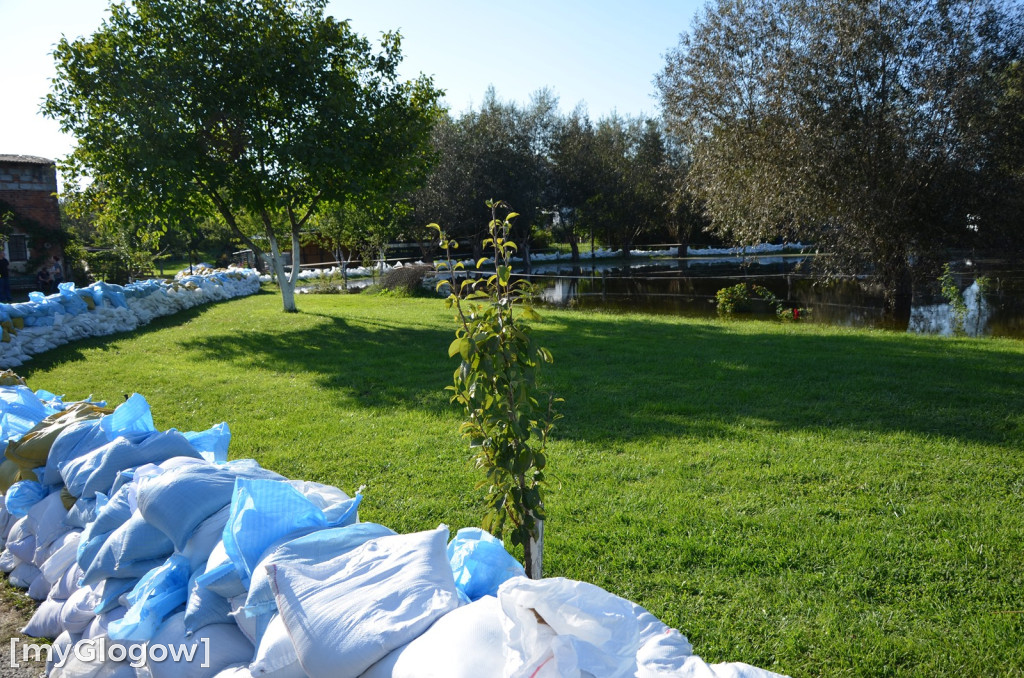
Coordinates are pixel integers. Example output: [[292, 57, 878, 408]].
[[0, 268, 261, 370], [0, 374, 789, 678]]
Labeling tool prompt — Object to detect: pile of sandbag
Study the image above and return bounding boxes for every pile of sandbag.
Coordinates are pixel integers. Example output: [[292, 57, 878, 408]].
[[1, 380, 788, 678], [0, 269, 261, 369]]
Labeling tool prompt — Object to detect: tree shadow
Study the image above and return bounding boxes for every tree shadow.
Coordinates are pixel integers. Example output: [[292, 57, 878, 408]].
[[170, 302, 1024, 448]]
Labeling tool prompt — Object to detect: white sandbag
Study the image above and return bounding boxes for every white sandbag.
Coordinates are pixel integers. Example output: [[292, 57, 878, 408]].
[[84, 607, 127, 641], [214, 664, 254, 678], [249, 614, 304, 678], [241, 522, 395, 645], [22, 597, 65, 638], [48, 630, 82, 677], [147, 611, 255, 678], [51, 563, 84, 601], [34, 526, 76, 568], [498, 576, 641, 678], [229, 593, 257, 642], [10, 560, 42, 589], [61, 585, 102, 635], [41, 531, 82, 585], [26, 489, 71, 550], [6, 515, 37, 563], [0, 546, 19, 572], [640, 655, 789, 678], [181, 505, 231, 573], [361, 595, 504, 678], [27, 568, 54, 600], [268, 526, 460, 678], [51, 635, 141, 678]]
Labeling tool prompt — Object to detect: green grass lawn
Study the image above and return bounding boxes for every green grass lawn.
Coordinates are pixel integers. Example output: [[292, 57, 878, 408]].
[[17, 290, 1024, 677]]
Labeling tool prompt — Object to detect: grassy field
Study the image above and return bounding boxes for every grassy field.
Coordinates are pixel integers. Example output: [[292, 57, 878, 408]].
[[16, 289, 1024, 677]]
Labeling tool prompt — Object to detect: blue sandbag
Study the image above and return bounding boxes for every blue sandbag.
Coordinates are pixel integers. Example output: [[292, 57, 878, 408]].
[[5, 480, 48, 517], [81, 511, 175, 586], [447, 527, 525, 602], [108, 555, 190, 641], [0, 386, 49, 444], [181, 422, 231, 464], [222, 478, 330, 588]]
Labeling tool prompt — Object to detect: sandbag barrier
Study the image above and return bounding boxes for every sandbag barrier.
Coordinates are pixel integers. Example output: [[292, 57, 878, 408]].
[[0, 268, 261, 369], [0, 382, 789, 678]]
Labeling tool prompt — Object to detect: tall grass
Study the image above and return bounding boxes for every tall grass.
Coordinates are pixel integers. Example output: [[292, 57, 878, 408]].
[[19, 291, 1024, 677]]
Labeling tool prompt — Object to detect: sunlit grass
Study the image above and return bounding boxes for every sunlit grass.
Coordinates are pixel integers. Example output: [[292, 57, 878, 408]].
[[19, 290, 1024, 677]]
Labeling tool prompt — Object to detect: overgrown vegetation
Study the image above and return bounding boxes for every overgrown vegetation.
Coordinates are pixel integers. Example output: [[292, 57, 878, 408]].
[[939, 264, 991, 336], [715, 283, 808, 321]]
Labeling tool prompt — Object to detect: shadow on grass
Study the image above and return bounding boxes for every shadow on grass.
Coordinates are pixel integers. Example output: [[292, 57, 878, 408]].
[[172, 302, 1024, 448]]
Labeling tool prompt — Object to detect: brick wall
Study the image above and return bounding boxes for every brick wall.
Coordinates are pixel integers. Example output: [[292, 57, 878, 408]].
[[0, 156, 63, 274]]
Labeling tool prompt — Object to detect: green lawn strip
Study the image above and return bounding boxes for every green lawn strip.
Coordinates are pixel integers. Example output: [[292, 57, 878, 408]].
[[19, 292, 1024, 677]]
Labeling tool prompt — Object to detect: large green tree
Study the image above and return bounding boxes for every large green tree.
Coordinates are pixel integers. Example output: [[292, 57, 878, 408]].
[[45, 0, 442, 311], [658, 0, 1023, 307]]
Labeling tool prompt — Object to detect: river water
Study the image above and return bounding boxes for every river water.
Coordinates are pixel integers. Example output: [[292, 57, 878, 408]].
[[522, 254, 1024, 339]]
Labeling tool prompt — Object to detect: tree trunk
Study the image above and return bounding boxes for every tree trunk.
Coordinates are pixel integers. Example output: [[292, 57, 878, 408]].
[[266, 229, 297, 313], [569, 238, 580, 263], [522, 239, 531, 274], [524, 516, 543, 579]]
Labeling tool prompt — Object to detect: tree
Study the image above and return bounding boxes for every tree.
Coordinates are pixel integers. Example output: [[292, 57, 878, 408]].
[[658, 0, 1023, 308], [45, 0, 442, 312]]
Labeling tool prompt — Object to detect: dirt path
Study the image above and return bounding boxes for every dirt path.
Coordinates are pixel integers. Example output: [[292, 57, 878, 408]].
[[0, 589, 45, 678]]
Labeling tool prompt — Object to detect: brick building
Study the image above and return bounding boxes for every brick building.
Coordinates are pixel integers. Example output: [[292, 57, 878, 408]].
[[0, 154, 64, 276]]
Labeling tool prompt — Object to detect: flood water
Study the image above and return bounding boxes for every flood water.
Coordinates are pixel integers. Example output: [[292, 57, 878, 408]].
[[521, 254, 1024, 339]]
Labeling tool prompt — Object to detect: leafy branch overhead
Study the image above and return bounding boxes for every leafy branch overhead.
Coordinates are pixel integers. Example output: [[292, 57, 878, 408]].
[[44, 0, 443, 312], [431, 201, 562, 577]]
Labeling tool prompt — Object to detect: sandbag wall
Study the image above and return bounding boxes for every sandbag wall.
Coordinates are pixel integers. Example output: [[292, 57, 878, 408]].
[[0, 382, 787, 678], [0, 269, 261, 369]]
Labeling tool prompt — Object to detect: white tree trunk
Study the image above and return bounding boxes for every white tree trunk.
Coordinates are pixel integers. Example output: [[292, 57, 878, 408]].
[[267, 229, 297, 313], [528, 519, 543, 579]]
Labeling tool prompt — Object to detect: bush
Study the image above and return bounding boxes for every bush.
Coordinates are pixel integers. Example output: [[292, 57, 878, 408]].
[[379, 265, 432, 296]]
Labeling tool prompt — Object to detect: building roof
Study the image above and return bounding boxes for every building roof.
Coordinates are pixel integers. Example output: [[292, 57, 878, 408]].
[[0, 155, 55, 165]]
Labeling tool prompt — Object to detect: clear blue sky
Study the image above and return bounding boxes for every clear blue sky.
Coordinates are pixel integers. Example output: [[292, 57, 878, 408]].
[[0, 0, 702, 163]]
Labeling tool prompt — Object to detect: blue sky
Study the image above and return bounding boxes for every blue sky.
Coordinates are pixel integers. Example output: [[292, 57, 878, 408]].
[[0, 0, 703, 162]]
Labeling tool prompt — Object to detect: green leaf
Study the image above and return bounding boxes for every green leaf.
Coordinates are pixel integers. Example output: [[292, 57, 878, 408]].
[[522, 307, 542, 322], [476, 257, 489, 269], [448, 337, 470, 358]]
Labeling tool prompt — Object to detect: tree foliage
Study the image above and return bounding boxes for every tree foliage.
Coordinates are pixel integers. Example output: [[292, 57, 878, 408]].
[[45, 0, 442, 311], [658, 0, 1024, 306], [432, 202, 561, 578]]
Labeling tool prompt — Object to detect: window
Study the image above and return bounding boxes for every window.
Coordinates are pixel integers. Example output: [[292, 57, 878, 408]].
[[7, 234, 28, 262]]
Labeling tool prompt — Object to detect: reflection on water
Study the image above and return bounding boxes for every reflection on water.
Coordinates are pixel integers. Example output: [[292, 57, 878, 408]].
[[526, 255, 1024, 339]]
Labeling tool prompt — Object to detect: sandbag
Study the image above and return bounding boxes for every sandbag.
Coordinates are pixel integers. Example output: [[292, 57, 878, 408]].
[[51, 563, 84, 602], [240, 522, 395, 645], [63, 430, 202, 500], [361, 595, 505, 678], [84, 606, 127, 641], [249, 614, 304, 678], [108, 555, 190, 641], [80, 511, 174, 586], [27, 568, 54, 600], [0, 385, 50, 445], [498, 576, 641, 678], [5, 402, 108, 479], [268, 526, 460, 678], [136, 460, 281, 551], [61, 585, 102, 635], [147, 611, 255, 678], [181, 505, 231, 573], [48, 630, 82, 677], [184, 570, 234, 634], [0, 547, 19, 572], [10, 560, 42, 588], [223, 477, 358, 588], [447, 527, 524, 602], [41, 531, 82, 585], [23, 597, 65, 639], [26, 489, 71, 550], [4, 479, 47, 517]]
